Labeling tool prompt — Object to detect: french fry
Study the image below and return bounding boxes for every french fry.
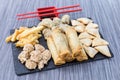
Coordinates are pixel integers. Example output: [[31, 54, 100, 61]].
[[18, 26, 44, 39], [11, 29, 19, 42], [5, 35, 12, 43]]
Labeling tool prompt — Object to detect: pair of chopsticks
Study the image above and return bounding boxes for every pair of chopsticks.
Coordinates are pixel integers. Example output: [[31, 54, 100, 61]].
[[17, 4, 82, 20]]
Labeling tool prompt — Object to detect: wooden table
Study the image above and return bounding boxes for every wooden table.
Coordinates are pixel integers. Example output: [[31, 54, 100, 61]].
[[0, 0, 120, 80]]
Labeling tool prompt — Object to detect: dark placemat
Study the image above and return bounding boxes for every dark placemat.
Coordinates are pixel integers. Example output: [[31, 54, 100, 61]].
[[11, 29, 113, 76]]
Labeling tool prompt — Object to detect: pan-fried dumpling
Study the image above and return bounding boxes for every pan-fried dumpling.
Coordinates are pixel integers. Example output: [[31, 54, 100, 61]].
[[84, 46, 98, 58], [61, 15, 70, 24], [77, 18, 93, 25], [80, 38, 92, 46], [86, 23, 98, 30], [94, 46, 111, 57], [78, 32, 95, 39], [86, 28, 100, 37], [92, 38, 109, 47], [74, 25, 84, 33], [71, 20, 81, 26]]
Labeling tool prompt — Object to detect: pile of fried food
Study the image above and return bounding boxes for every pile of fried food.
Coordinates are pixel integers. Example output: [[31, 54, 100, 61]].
[[18, 44, 51, 70], [6, 14, 111, 67], [5, 26, 44, 47]]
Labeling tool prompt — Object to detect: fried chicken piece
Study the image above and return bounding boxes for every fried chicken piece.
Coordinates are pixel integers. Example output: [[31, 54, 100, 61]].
[[18, 51, 29, 64], [35, 44, 45, 52], [23, 44, 34, 52], [41, 49, 51, 64], [30, 50, 42, 63], [25, 59, 37, 69], [38, 60, 44, 70]]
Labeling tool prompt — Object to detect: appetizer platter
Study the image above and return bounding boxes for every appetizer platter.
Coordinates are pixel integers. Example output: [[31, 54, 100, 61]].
[[6, 15, 113, 75]]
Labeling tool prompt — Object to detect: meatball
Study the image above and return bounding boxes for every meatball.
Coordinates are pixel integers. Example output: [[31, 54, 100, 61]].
[[18, 51, 29, 64], [38, 60, 44, 70], [41, 49, 51, 64], [25, 59, 37, 69], [35, 44, 45, 52], [61, 15, 70, 24], [30, 50, 42, 63], [23, 44, 34, 52]]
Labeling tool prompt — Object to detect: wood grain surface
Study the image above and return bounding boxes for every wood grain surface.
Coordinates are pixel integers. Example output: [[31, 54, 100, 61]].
[[0, 0, 120, 80]]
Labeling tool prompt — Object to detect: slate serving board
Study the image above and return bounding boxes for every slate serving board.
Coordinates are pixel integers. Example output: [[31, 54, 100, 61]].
[[10, 29, 113, 76]]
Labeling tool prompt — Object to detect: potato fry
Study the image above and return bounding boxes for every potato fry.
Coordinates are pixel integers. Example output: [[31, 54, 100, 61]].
[[18, 26, 44, 39], [5, 35, 12, 43], [11, 29, 19, 42]]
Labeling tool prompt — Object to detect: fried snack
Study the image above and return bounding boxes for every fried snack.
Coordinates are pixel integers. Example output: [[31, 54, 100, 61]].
[[61, 26, 88, 61], [11, 29, 19, 42], [71, 20, 81, 26], [86, 28, 100, 38], [80, 38, 92, 46], [94, 46, 111, 57], [74, 25, 84, 33], [38, 18, 54, 28], [84, 46, 98, 58], [18, 51, 29, 64], [6, 26, 43, 47], [86, 23, 98, 29], [61, 15, 70, 24], [77, 18, 93, 25], [78, 32, 95, 39], [17, 26, 44, 39], [23, 44, 34, 52], [92, 38, 109, 47], [47, 37, 65, 65], [5, 35, 12, 43], [42, 28, 52, 39], [76, 47, 88, 61], [52, 29, 71, 59], [25, 59, 37, 69]]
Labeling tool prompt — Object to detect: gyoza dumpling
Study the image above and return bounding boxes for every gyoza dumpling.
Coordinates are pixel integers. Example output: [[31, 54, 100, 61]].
[[92, 38, 109, 47], [94, 46, 111, 57], [84, 46, 98, 58], [74, 25, 84, 33], [71, 20, 81, 26], [78, 32, 95, 39], [77, 18, 93, 25], [86, 28, 100, 37], [86, 23, 98, 30], [80, 38, 92, 46]]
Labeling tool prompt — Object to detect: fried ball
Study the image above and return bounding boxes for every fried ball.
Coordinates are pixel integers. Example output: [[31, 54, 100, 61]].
[[35, 44, 45, 52], [30, 50, 42, 63], [23, 44, 34, 52], [25, 59, 37, 69], [38, 60, 44, 70], [41, 49, 51, 64], [18, 51, 29, 64]]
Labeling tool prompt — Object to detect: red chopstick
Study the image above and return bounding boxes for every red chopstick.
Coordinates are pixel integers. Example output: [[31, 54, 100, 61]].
[[17, 4, 80, 16], [17, 8, 82, 20]]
